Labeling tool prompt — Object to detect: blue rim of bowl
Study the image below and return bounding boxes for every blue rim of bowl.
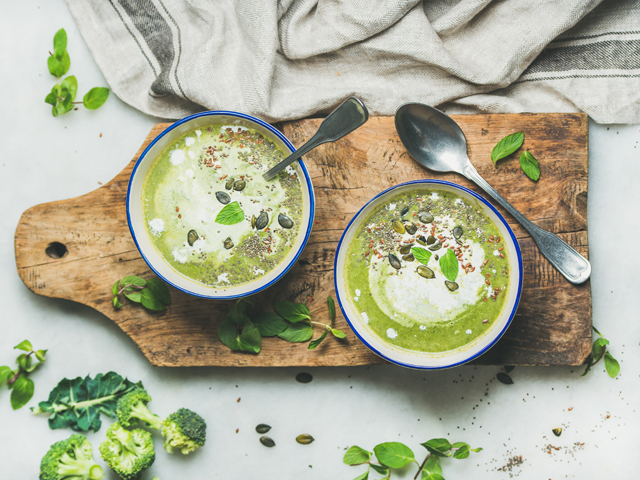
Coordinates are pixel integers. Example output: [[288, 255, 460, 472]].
[[333, 179, 523, 370], [126, 110, 315, 300]]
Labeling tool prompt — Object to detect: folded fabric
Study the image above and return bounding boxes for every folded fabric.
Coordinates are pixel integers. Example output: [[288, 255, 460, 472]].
[[66, 0, 640, 123]]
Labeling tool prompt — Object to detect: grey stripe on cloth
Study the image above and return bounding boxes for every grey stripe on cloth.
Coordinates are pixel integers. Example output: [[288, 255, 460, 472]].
[[66, 0, 640, 123]]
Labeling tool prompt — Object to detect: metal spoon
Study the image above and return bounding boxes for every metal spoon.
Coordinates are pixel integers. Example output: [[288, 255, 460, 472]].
[[263, 97, 369, 181], [395, 103, 591, 285]]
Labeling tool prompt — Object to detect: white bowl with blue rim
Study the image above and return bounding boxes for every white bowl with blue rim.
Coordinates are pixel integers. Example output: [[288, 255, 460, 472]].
[[334, 179, 523, 369], [127, 111, 315, 300]]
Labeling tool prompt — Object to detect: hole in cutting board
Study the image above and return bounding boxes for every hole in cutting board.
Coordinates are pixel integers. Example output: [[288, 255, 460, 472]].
[[45, 242, 68, 259]]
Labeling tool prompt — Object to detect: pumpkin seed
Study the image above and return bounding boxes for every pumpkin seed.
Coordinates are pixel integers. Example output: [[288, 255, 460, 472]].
[[496, 372, 514, 385], [445, 280, 459, 291], [187, 229, 199, 247], [260, 436, 275, 447], [224, 237, 234, 249], [251, 215, 256, 229], [225, 177, 235, 190], [255, 211, 269, 230], [295, 372, 313, 383], [296, 434, 315, 445], [418, 211, 434, 224], [388, 253, 401, 270], [453, 226, 463, 240], [256, 424, 271, 434], [399, 244, 412, 255], [416, 235, 427, 246], [552, 428, 562, 437], [402, 254, 414, 262], [404, 222, 417, 235], [215, 191, 231, 204], [400, 206, 409, 216], [392, 220, 405, 235], [428, 242, 442, 251], [233, 179, 246, 191], [426, 235, 436, 245], [417, 265, 435, 279], [278, 213, 294, 229], [504, 365, 515, 373]]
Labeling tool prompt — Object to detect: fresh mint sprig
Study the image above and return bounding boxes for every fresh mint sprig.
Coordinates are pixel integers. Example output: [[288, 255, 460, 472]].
[[582, 327, 620, 378], [45, 28, 110, 116], [344, 438, 482, 480], [0, 340, 47, 410], [490, 131, 524, 165], [112, 276, 171, 311]]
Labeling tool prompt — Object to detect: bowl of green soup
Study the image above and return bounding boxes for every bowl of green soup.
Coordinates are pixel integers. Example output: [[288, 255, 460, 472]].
[[127, 111, 315, 299], [334, 180, 523, 369]]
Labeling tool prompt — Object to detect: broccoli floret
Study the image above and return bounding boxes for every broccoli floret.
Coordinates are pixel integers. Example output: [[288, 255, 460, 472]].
[[40, 434, 104, 480], [161, 408, 206, 455], [99, 422, 155, 480], [116, 388, 162, 430]]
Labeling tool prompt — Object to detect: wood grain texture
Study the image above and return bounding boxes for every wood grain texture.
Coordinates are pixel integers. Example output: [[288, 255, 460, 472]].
[[14, 113, 591, 367]]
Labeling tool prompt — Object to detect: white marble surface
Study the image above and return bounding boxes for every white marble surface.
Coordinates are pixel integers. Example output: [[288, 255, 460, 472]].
[[1, 3, 639, 480]]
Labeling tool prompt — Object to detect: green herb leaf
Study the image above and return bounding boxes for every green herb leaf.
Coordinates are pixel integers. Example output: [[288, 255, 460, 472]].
[[423, 454, 442, 475], [237, 322, 262, 353], [55, 90, 73, 116], [250, 312, 288, 337], [331, 328, 346, 338], [113, 297, 123, 309], [471, 447, 483, 452], [44, 91, 57, 107], [124, 290, 142, 303], [217, 316, 240, 350], [412, 247, 432, 266], [308, 330, 328, 350], [111, 281, 119, 296], [439, 249, 458, 283], [451, 442, 468, 449], [343, 446, 372, 465], [53, 28, 67, 58], [422, 438, 452, 457], [278, 322, 313, 342], [140, 288, 166, 311], [327, 296, 336, 322], [421, 473, 445, 480], [16, 353, 29, 370], [215, 201, 244, 225], [491, 132, 524, 165], [10, 376, 34, 410], [35, 350, 47, 363], [274, 301, 311, 323], [83, 87, 110, 110], [61, 75, 78, 101], [373, 442, 415, 468], [122, 276, 146, 288], [370, 464, 389, 475], [352, 471, 369, 480], [14, 340, 33, 352], [145, 278, 171, 305], [47, 55, 65, 78], [519, 150, 540, 181], [32, 372, 141, 432], [604, 352, 620, 378], [453, 444, 470, 459], [0, 366, 12, 385], [228, 301, 251, 325]]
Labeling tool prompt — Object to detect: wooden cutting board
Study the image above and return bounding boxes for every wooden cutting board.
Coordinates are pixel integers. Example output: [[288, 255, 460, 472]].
[[14, 113, 591, 367]]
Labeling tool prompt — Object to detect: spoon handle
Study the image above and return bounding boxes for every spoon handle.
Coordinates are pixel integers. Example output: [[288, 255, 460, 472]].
[[463, 164, 591, 285], [263, 97, 369, 181]]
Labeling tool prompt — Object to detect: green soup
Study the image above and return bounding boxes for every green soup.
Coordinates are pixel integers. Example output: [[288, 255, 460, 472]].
[[142, 124, 304, 287], [345, 188, 510, 353]]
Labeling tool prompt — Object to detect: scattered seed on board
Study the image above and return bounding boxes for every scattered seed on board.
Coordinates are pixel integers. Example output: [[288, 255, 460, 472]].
[[296, 434, 315, 445], [260, 436, 275, 447], [256, 424, 271, 434], [187, 229, 199, 247], [552, 428, 562, 437], [296, 372, 313, 383]]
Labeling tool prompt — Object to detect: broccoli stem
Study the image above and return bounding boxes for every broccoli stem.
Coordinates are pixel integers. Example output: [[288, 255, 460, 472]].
[[57, 453, 104, 480], [131, 402, 162, 430]]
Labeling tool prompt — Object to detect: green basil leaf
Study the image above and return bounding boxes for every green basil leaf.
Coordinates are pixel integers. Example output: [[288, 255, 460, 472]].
[[274, 301, 311, 323], [373, 442, 415, 468], [327, 296, 336, 322], [53, 28, 67, 58], [146, 278, 171, 305], [423, 454, 442, 474], [140, 288, 166, 311], [251, 312, 287, 337], [47, 55, 64, 78], [278, 322, 313, 342], [451, 442, 468, 449], [353, 470, 369, 480], [519, 150, 540, 181], [595, 337, 609, 348], [61, 75, 78, 101], [83, 87, 110, 110], [491, 131, 524, 165], [217, 316, 240, 350], [0, 366, 12, 385], [112, 280, 120, 296], [33, 372, 141, 432], [215, 201, 244, 225], [122, 276, 146, 288], [59, 51, 70, 76], [370, 464, 389, 475], [44, 91, 57, 106], [113, 297, 123, 309], [237, 322, 261, 353], [308, 329, 328, 350], [412, 247, 432, 266], [14, 340, 33, 352], [343, 446, 372, 465], [10, 376, 34, 410], [35, 350, 47, 363], [422, 438, 452, 457], [331, 328, 346, 338], [124, 290, 142, 303], [228, 301, 251, 325], [16, 353, 30, 370], [604, 352, 620, 378], [439, 249, 458, 283], [453, 444, 470, 459]]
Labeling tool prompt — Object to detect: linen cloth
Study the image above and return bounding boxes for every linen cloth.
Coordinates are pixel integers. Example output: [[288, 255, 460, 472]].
[[66, 0, 640, 123]]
